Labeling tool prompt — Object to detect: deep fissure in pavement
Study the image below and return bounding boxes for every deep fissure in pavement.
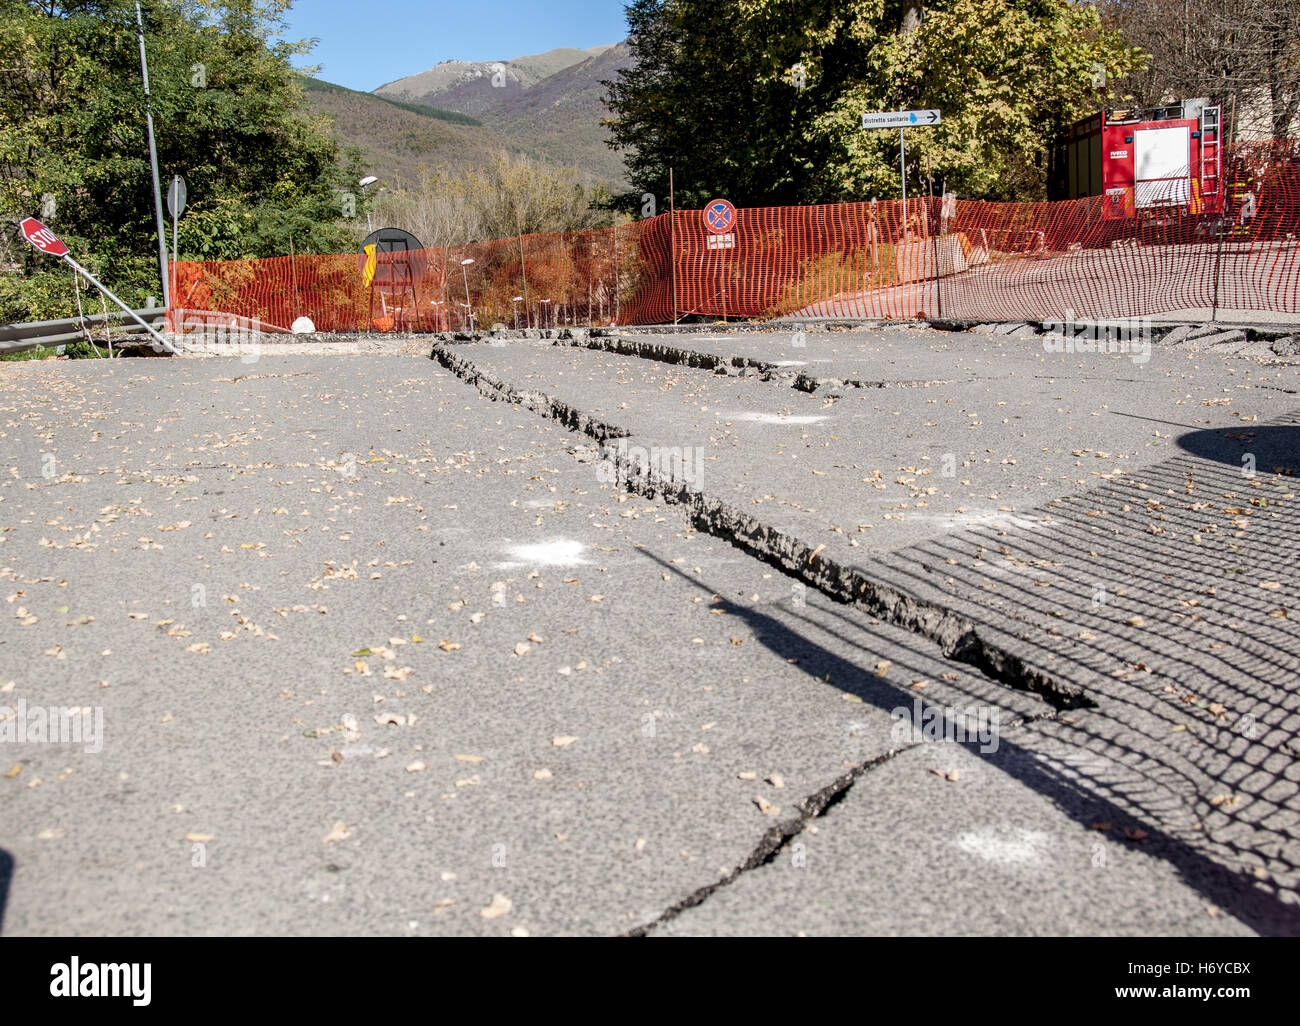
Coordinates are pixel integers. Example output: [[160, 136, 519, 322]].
[[431, 342, 1092, 711]]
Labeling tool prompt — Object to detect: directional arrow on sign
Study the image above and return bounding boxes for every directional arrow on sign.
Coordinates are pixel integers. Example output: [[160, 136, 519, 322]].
[[860, 110, 942, 215], [862, 109, 942, 130]]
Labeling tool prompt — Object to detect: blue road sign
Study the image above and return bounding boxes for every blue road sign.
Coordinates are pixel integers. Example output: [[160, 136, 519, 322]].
[[704, 199, 737, 235]]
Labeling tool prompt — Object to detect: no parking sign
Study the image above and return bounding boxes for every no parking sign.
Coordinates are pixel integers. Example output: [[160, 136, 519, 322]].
[[703, 199, 737, 234], [703, 199, 736, 250]]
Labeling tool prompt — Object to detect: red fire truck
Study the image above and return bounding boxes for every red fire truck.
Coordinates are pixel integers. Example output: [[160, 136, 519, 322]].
[[1051, 99, 1223, 221]]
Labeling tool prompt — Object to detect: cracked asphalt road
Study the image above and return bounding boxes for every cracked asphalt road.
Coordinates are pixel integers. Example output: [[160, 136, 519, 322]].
[[2, 324, 1297, 935]]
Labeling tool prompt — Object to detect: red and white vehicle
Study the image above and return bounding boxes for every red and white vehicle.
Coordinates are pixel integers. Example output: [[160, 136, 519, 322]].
[[1051, 99, 1223, 220]]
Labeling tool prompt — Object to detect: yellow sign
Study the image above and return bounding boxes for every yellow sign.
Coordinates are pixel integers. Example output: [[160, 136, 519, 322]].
[[362, 244, 377, 288]]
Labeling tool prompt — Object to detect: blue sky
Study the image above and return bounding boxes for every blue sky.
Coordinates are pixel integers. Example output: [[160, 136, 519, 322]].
[[283, 0, 631, 92]]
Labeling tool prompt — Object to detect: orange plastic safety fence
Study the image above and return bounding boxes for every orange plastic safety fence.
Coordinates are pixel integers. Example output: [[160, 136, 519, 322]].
[[173, 140, 1300, 331], [171, 215, 677, 332]]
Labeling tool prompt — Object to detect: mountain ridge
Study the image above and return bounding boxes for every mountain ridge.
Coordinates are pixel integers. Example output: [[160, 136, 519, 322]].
[[372, 42, 632, 188], [373, 45, 617, 113]]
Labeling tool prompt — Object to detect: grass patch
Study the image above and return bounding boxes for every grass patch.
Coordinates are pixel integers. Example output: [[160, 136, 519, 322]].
[[0, 344, 56, 362]]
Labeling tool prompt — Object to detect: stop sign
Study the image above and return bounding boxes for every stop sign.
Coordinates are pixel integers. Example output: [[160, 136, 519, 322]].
[[19, 217, 69, 257]]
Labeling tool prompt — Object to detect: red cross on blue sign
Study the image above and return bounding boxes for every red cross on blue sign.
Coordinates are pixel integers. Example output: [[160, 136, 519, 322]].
[[704, 199, 737, 235]]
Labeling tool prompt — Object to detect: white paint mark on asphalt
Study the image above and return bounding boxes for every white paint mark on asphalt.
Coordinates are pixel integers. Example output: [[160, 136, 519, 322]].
[[956, 828, 1052, 867], [770, 360, 808, 367], [725, 412, 828, 425], [498, 538, 589, 567]]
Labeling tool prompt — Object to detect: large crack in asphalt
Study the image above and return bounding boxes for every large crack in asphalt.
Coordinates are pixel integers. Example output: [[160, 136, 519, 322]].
[[429, 340, 1111, 929], [624, 706, 1061, 935], [547, 331, 969, 391], [432, 342, 1091, 712], [623, 743, 919, 936], [559, 333, 754, 373], [428, 338, 1300, 934]]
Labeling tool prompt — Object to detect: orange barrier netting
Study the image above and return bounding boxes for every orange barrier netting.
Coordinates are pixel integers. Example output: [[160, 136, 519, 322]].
[[172, 139, 1299, 331]]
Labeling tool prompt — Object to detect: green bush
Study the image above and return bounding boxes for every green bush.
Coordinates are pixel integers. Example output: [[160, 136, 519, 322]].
[[0, 267, 81, 324]]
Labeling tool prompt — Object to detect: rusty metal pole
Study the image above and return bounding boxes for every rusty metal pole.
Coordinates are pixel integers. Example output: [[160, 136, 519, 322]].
[[670, 167, 678, 325]]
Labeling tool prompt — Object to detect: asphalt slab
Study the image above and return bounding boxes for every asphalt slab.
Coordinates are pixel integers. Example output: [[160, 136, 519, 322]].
[[2, 324, 1297, 936]]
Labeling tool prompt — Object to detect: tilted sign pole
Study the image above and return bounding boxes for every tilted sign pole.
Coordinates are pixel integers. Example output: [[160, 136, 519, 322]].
[[63, 254, 178, 355], [19, 218, 178, 355], [136, 2, 170, 310]]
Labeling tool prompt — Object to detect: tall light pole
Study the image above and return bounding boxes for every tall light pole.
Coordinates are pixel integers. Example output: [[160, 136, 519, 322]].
[[135, 2, 169, 309], [511, 296, 523, 330], [460, 258, 475, 330], [359, 176, 378, 233]]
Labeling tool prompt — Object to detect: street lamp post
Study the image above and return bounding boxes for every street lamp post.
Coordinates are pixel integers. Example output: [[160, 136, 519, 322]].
[[460, 258, 475, 331], [359, 176, 378, 233], [135, 2, 170, 309]]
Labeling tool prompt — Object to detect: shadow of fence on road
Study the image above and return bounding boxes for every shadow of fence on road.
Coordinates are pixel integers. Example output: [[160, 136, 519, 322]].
[[633, 410, 1300, 934]]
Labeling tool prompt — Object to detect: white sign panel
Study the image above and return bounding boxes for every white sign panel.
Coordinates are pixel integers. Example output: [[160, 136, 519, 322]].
[[861, 109, 941, 130], [706, 233, 735, 250], [1134, 125, 1191, 208], [167, 175, 187, 219]]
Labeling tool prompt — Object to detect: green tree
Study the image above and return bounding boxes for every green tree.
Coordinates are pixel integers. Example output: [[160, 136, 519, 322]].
[[0, 0, 363, 320], [604, 0, 1143, 207], [603, 0, 815, 210]]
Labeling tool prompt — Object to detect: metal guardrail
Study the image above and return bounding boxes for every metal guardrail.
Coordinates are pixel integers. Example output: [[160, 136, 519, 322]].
[[0, 307, 165, 356]]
